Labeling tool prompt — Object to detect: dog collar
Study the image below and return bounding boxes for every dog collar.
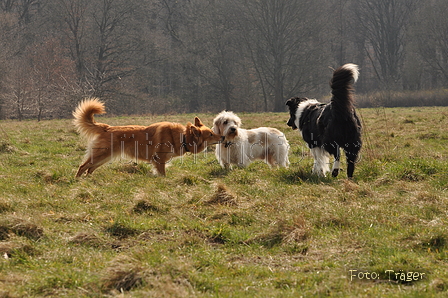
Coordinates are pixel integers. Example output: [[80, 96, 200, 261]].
[[182, 135, 190, 152], [224, 141, 233, 148]]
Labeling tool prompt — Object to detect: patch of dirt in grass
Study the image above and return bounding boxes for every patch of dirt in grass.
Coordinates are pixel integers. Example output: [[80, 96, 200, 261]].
[[0, 217, 44, 240], [104, 222, 141, 240], [343, 179, 359, 192], [0, 238, 37, 259], [415, 191, 440, 203], [0, 199, 13, 213], [0, 141, 17, 153], [177, 229, 209, 247], [101, 255, 147, 292], [34, 170, 69, 184], [132, 199, 167, 215], [430, 278, 448, 292], [54, 213, 92, 223], [419, 233, 447, 251], [0, 225, 8, 241], [246, 217, 310, 251], [68, 232, 105, 248], [315, 213, 350, 229], [282, 217, 310, 245], [180, 175, 210, 185], [205, 184, 237, 206], [116, 163, 151, 175], [102, 255, 195, 296]]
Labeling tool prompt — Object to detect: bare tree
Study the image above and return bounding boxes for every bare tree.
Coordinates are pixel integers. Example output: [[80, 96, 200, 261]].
[[413, 0, 448, 87], [3, 56, 33, 120], [30, 38, 77, 120], [182, 1, 239, 111], [1, 0, 447, 118], [236, 0, 329, 112], [354, 0, 420, 90], [50, 0, 143, 102], [53, 0, 89, 79], [89, 0, 137, 97], [0, 0, 45, 119]]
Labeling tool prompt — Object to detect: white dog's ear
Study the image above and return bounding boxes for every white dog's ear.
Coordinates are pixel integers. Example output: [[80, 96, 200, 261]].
[[194, 117, 204, 127], [236, 118, 242, 127], [212, 121, 221, 135]]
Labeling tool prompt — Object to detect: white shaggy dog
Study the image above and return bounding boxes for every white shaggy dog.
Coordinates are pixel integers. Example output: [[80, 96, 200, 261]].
[[212, 111, 289, 169]]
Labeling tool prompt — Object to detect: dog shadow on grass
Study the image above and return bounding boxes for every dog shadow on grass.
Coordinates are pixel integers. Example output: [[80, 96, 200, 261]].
[[207, 164, 336, 185], [276, 167, 334, 184], [208, 167, 231, 178]]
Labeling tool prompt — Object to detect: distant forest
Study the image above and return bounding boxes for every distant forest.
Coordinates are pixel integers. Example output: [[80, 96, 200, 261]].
[[0, 0, 447, 120]]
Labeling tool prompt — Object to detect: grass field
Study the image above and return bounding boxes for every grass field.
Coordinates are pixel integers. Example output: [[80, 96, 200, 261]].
[[0, 106, 447, 297]]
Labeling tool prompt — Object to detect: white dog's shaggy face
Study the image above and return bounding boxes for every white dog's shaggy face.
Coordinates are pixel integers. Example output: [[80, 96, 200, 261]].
[[212, 111, 242, 141]]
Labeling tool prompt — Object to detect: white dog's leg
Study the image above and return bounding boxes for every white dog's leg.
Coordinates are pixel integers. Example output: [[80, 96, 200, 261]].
[[277, 146, 290, 168], [216, 144, 231, 169], [276, 135, 289, 167], [263, 132, 269, 165], [311, 147, 330, 177], [238, 142, 251, 167]]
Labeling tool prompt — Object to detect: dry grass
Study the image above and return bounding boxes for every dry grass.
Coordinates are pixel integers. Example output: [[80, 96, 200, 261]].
[[0, 237, 36, 259], [247, 216, 310, 255], [0, 217, 44, 241], [68, 232, 104, 248], [205, 184, 238, 206], [0, 107, 447, 297], [357, 89, 448, 108], [101, 255, 147, 291]]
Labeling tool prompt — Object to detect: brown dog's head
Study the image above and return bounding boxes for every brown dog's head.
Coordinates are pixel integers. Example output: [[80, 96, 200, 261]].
[[185, 117, 224, 153]]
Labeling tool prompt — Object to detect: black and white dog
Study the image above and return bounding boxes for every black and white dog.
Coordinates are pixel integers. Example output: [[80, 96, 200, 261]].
[[285, 63, 362, 178]]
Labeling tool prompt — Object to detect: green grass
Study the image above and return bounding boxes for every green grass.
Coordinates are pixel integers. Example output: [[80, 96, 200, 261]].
[[0, 107, 447, 297]]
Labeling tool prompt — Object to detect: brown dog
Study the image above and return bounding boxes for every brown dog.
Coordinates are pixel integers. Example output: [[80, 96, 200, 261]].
[[73, 98, 223, 177]]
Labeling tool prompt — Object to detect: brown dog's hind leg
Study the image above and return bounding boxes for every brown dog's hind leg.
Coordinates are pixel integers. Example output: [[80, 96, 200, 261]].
[[152, 160, 166, 176], [75, 161, 90, 177], [75, 149, 111, 177]]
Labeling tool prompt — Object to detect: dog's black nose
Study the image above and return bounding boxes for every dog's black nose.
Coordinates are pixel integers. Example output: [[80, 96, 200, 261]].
[[230, 127, 236, 133]]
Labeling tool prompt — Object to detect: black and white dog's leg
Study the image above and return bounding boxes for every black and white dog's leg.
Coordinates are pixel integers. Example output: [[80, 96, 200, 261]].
[[331, 146, 341, 177], [345, 142, 361, 179], [310, 146, 330, 177], [325, 143, 341, 177], [332, 157, 340, 177]]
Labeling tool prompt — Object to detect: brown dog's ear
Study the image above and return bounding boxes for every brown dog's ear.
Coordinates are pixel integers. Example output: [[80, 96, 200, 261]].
[[194, 117, 204, 127], [190, 125, 201, 138]]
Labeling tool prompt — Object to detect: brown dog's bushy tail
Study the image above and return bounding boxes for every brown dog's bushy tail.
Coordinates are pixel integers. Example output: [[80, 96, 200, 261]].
[[73, 98, 108, 140]]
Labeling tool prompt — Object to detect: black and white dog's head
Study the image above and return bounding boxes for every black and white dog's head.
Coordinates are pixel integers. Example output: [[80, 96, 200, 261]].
[[285, 97, 311, 130]]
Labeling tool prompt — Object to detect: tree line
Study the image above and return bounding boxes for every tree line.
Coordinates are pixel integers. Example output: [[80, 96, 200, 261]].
[[0, 0, 447, 120]]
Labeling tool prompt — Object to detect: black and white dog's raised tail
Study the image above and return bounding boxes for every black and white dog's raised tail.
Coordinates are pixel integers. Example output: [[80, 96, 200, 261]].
[[285, 63, 362, 179]]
